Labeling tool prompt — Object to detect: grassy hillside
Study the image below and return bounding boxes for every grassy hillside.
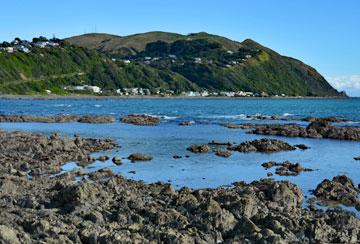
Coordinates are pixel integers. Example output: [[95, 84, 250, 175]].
[[66, 31, 243, 57], [0, 44, 198, 95], [0, 32, 344, 96]]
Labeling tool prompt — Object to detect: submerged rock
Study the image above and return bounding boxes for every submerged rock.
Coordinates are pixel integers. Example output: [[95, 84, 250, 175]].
[[120, 114, 160, 126], [179, 121, 194, 126], [186, 144, 210, 153], [215, 150, 232, 158], [228, 139, 296, 153]]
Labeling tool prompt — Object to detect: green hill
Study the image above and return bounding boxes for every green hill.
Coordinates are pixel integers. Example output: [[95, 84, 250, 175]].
[[0, 32, 344, 97], [66, 31, 243, 57]]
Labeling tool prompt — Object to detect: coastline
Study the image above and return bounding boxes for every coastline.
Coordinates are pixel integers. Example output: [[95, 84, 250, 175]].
[[0, 94, 352, 100]]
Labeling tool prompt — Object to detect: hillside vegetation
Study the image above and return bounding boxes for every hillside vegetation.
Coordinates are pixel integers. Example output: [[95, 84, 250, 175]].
[[0, 32, 344, 96]]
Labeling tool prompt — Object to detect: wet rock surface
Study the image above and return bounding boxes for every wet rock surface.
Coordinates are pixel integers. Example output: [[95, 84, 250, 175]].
[[0, 123, 360, 243], [0, 167, 359, 243], [249, 118, 360, 141], [187, 144, 210, 153], [0, 130, 117, 175], [120, 114, 160, 126], [314, 175, 360, 208], [179, 121, 194, 126], [0, 114, 116, 124], [128, 153, 153, 162], [262, 160, 313, 176], [228, 138, 296, 153], [215, 150, 232, 158]]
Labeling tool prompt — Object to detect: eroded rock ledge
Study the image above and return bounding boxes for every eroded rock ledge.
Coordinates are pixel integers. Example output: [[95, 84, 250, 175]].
[[120, 114, 161, 126], [228, 139, 296, 153], [0, 115, 116, 124], [0, 130, 117, 175]]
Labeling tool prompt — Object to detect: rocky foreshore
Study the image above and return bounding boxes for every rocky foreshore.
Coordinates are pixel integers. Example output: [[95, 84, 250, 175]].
[[245, 118, 360, 141], [0, 130, 117, 175], [0, 115, 116, 124], [0, 130, 359, 243]]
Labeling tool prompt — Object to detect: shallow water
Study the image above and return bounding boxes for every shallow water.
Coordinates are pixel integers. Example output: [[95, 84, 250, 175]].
[[0, 98, 359, 210]]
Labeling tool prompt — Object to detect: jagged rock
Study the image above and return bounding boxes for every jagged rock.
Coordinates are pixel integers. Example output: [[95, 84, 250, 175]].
[[250, 118, 360, 141], [120, 114, 160, 126], [186, 144, 210, 153], [314, 175, 360, 207], [228, 139, 296, 153], [0, 114, 116, 124], [0, 225, 20, 244]]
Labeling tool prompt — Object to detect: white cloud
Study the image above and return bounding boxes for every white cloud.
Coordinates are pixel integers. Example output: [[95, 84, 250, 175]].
[[326, 75, 360, 97]]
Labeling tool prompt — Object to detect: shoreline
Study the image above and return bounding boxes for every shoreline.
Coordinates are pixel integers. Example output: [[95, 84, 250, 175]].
[[0, 94, 353, 100], [0, 128, 359, 242]]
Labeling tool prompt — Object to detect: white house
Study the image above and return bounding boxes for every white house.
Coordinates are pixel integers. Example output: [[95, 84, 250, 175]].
[[14, 45, 30, 53], [68, 85, 102, 93], [194, 57, 202, 64], [5, 47, 14, 53]]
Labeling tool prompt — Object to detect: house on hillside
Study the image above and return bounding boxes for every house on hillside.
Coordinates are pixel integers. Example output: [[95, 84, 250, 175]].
[[65, 85, 102, 93], [14, 45, 30, 53]]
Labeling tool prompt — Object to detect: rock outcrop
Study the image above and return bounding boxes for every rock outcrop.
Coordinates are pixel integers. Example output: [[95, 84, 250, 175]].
[[0, 115, 116, 124], [250, 119, 360, 141], [314, 175, 360, 208], [120, 114, 160, 126], [0, 130, 116, 175], [187, 144, 210, 153], [228, 139, 296, 153], [128, 153, 153, 162]]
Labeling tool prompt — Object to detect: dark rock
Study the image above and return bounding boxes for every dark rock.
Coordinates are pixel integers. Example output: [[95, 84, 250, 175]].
[[186, 144, 210, 153], [354, 156, 360, 160], [0, 114, 116, 124], [228, 139, 296, 153], [78, 115, 115, 124], [97, 156, 109, 162], [215, 150, 232, 158], [314, 175, 360, 207], [294, 144, 310, 150], [208, 140, 232, 146], [112, 156, 122, 165], [250, 118, 360, 141], [179, 121, 194, 126], [262, 160, 311, 177], [120, 114, 160, 126], [128, 153, 153, 162], [173, 155, 182, 159]]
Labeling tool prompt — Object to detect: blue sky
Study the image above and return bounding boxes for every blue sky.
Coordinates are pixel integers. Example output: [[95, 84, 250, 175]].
[[1, 0, 359, 95]]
